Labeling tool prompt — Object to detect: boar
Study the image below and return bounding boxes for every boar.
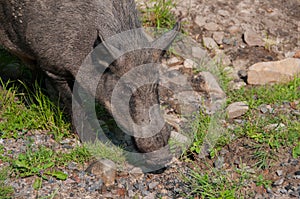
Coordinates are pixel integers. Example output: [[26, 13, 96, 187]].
[[0, 0, 179, 154]]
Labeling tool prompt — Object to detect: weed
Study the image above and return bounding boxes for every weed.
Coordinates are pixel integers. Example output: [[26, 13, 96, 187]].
[[0, 167, 14, 199], [11, 143, 91, 189], [0, 79, 70, 141], [263, 32, 278, 52], [252, 146, 276, 169], [255, 174, 272, 189], [183, 163, 238, 198], [227, 77, 300, 108], [84, 139, 126, 167], [141, 0, 177, 29], [189, 111, 211, 154], [12, 145, 68, 180], [292, 142, 300, 158]]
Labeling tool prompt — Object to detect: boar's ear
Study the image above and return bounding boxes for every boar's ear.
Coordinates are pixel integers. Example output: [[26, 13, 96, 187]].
[[151, 22, 181, 52], [98, 33, 122, 60]]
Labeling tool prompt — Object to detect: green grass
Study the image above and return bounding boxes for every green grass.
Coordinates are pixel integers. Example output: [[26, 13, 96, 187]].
[[0, 79, 70, 140], [8, 143, 91, 190], [183, 163, 243, 199], [186, 75, 300, 197], [0, 167, 14, 199], [141, 0, 177, 30], [227, 77, 300, 108], [84, 139, 126, 167]]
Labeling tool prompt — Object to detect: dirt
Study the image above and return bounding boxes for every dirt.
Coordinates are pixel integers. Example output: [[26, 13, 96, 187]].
[[158, 0, 300, 198], [1, 0, 300, 198]]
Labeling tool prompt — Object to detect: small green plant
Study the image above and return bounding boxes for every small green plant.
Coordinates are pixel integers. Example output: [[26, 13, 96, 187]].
[[12, 146, 68, 180], [183, 164, 238, 199], [141, 0, 177, 29], [255, 174, 272, 189], [292, 142, 300, 158], [252, 147, 276, 169], [0, 167, 14, 199], [189, 111, 211, 154], [227, 77, 300, 108], [263, 32, 277, 52]]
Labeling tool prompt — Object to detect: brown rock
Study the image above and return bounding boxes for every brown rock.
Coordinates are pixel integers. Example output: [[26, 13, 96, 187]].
[[204, 22, 219, 31], [213, 32, 225, 45], [227, 26, 241, 35], [194, 15, 206, 27], [244, 30, 264, 47], [247, 58, 300, 85], [85, 159, 116, 186], [167, 57, 181, 66], [203, 37, 218, 50], [226, 102, 249, 119], [293, 50, 300, 58]]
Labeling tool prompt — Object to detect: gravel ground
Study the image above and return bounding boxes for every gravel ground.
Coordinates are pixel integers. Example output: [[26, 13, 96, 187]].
[[1, 0, 300, 198]]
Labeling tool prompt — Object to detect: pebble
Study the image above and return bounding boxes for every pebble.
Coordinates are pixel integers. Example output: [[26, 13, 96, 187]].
[[204, 22, 219, 31], [183, 59, 197, 68], [213, 32, 224, 44], [148, 182, 159, 190], [273, 178, 284, 186], [226, 101, 249, 119], [167, 57, 181, 67], [243, 29, 264, 47], [203, 37, 218, 50], [214, 156, 224, 169], [192, 46, 207, 59], [194, 15, 206, 27], [276, 170, 283, 176]]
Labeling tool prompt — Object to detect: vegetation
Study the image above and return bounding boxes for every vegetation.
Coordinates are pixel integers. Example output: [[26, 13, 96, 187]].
[[140, 0, 177, 29], [0, 2, 299, 197]]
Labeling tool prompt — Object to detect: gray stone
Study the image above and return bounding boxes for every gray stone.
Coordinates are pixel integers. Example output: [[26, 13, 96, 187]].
[[192, 47, 207, 59], [148, 182, 159, 190], [129, 167, 144, 179], [183, 59, 197, 68], [276, 170, 283, 176], [244, 29, 264, 47], [170, 131, 190, 145], [227, 26, 241, 35], [231, 81, 247, 90], [85, 159, 116, 186], [167, 57, 181, 66], [203, 37, 218, 50], [204, 22, 219, 31], [226, 102, 249, 119], [213, 32, 225, 45], [247, 58, 300, 85], [217, 10, 230, 17], [214, 156, 224, 169], [264, 123, 285, 131], [273, 178, 284, 186], [194, 15, 206, 27]]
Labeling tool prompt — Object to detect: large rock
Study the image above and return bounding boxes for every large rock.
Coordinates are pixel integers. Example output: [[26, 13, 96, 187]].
[[247, 58, 300, 85], [226, 102, 249, 119]]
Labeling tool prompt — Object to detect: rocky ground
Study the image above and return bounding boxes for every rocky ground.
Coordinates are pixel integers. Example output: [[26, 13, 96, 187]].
[[1, 0, 300, 198]]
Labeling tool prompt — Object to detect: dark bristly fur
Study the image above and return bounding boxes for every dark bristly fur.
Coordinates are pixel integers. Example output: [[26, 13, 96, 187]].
[[0, 0, 179, 153]]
